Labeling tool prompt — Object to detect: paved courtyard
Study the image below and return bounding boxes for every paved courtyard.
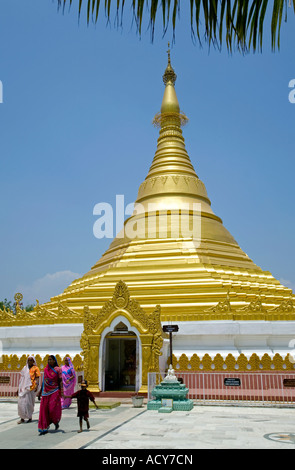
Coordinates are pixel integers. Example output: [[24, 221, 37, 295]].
[[1, 398, 295, 450]]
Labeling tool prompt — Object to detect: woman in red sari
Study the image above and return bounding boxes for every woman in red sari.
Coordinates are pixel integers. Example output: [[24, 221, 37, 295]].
[[38, 355, 64, 435]]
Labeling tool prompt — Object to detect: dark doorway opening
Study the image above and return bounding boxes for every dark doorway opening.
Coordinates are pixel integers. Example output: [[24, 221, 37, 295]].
[[105, 335, 136, 391]]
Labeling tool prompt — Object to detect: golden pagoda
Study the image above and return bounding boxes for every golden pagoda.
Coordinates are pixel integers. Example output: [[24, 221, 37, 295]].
[[1, 46, 295, 394], [47, 46, 293, 318]]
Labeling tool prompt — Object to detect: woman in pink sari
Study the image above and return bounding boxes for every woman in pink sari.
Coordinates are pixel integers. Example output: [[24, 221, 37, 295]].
[[38, 355, 64, 435], [61, 357, 76, 409]]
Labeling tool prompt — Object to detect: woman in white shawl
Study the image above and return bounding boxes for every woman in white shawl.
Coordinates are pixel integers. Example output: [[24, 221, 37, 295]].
[[17, 356, 40, 424]]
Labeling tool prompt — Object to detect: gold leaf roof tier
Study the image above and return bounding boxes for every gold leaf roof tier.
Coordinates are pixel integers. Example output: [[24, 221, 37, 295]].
[[41, 47, 294, 323]]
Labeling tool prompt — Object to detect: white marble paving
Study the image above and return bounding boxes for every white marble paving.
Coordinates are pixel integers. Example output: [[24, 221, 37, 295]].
[[1, 399, 295, 449]]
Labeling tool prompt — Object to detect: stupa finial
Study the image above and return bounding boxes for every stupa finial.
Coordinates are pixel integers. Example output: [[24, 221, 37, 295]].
[[152, 43, 188, 126], [167, 42, 171, 65], [163, 42, 177, 86]]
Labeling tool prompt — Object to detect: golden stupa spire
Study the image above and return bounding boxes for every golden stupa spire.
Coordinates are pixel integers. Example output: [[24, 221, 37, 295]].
[[137, 44, 202, 201], [87, 44, 257, 276]]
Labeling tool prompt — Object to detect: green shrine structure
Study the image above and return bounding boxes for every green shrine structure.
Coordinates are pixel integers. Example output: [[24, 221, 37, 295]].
[[147, 365, 194, 413]]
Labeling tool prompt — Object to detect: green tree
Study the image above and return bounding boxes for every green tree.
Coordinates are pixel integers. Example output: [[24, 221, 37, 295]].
[[57, 0, 295, 52], [0, 298, 13, 311], [0, 299, 36, 313], [24, 304, 36, 312]]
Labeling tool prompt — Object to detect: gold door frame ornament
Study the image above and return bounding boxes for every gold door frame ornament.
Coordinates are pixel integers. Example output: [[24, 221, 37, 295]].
[[80, 280, 163, 393]]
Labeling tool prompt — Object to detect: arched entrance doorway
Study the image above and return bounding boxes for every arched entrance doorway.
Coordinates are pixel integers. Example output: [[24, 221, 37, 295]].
[[104, 325, 137, 391], [100, 318, 140, 392]]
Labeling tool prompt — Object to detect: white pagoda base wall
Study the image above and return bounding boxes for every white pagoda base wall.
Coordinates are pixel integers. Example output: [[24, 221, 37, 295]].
[[172, 321, 295, 360], [0, 324, 83, 359], [1, 321, 295, 362]]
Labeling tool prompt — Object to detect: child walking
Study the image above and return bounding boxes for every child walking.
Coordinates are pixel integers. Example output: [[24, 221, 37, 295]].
[[65, 380, 99, 432]]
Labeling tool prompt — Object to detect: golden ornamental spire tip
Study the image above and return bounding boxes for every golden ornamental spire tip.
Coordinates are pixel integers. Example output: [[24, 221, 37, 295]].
[[163, 42, 177, 86]]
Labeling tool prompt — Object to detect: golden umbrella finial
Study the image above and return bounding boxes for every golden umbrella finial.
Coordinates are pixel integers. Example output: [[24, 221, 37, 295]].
[[153, 41, 188, 127], [163, 42, 177, 86]]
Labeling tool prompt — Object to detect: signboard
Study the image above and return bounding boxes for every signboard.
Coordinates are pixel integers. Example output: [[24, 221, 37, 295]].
[[283, 379, 295, 388], [224, 378, 241, 387], [161, 398, 173, 408], [0, 377, 10, 385], [163, 325, 179, 366], [163, 325, 179, 333]]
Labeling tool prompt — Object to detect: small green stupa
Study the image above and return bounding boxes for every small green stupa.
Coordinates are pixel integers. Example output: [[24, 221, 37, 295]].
[[147, 365, 194, 413]]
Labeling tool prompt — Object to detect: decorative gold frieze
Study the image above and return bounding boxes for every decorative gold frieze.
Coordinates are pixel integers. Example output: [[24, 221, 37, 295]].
[[171, 352, 295, 372], [152, 111, 188, 128], [203, 292, 295, 321], [0, 297, 83, 326], [0, 354, 84, 372], [1, 351, 295, 373]]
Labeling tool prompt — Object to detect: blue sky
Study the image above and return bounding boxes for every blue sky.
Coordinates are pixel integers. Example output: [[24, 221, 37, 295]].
[[0, 1, 294, 306]]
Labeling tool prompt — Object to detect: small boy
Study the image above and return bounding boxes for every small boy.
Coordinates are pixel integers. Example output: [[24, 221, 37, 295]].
[[65, 380, 99, 433]]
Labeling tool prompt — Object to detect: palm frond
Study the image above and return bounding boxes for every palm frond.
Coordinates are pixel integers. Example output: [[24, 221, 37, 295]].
[[56, 0, 294, 52]]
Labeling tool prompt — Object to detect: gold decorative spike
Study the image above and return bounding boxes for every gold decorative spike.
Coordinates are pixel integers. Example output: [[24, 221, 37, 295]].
[[57, 300, 82, 319], [206, 291, 231, 313], [0, 306, 15, 322], [237, 293, 264, 312], [270, 297, 293, 312], [162, 42, 177, 86], [112, 280, 129, 309]]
